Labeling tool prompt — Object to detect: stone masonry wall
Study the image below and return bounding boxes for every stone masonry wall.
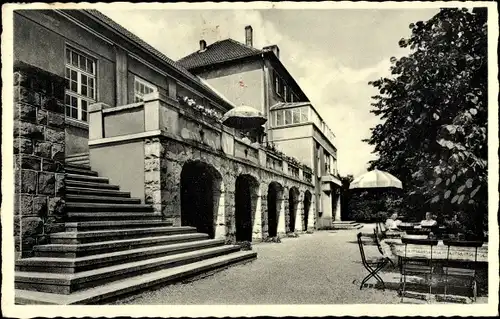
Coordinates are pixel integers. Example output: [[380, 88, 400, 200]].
[[13, 61, 66, 258], [149, 136, 315, 242]]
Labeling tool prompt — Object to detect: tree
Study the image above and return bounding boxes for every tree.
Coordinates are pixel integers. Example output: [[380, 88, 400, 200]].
[[365, 8, 487, 236]]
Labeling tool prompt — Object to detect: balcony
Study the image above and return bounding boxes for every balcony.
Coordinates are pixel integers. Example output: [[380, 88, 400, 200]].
[[88, 92, 313, 185]]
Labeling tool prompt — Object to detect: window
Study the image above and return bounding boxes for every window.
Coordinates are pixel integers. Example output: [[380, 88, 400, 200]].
[[300, 106, 309, 122], [276, 110, 283, 126], [272, 106, 311, 128], [284, 109, 292, 125], [65, 47, 96, 122], [134, 76, 157, 102], [284, 86, 288, 102], [292, 108, 300, 124]]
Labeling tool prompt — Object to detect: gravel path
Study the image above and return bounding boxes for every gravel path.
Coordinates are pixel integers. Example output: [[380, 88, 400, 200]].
[[112, 226, 403, 304]]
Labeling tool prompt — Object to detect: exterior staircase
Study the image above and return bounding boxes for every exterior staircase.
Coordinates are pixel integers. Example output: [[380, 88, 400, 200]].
[[331, 221, 363, 230], [15, 155, 257, 304]]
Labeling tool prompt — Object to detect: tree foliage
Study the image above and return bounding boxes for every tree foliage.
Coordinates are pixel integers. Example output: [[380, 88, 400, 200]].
[[365, 8, 488, 235]]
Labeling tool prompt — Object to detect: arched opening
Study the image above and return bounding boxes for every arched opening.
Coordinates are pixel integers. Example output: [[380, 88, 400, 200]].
[[288, 187, 300, 232], [235, 174, 259, 242], [267, 182, 283, 237], [303, 190, 312, 231], [181, 161, 222, 239]]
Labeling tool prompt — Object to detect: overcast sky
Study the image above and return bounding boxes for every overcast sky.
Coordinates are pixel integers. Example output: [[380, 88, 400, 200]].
[[98, 6, 439, 177]]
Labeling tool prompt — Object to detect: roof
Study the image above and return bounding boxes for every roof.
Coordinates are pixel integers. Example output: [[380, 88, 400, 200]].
[[270, 102, 312, 110], [82, 10, 232, 110], [177, 39, 263, 70]]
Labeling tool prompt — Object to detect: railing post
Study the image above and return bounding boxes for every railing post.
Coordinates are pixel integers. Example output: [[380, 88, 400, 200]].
[[258, 149, 266, 167], [143, 92, 164, 132], [89, 102, 109, 140]]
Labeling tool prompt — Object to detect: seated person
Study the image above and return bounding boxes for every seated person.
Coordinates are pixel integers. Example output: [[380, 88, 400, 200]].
[[385, 213, 402, 230], [420, 212, 438, 227]]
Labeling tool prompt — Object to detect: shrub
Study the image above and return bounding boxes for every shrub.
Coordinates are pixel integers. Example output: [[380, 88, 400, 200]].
[[262, 236, 281, 243], [235, 241, 252, 251]]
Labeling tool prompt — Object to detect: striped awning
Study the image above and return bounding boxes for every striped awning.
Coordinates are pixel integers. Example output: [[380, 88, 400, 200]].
[[349, 169, 403, 189]]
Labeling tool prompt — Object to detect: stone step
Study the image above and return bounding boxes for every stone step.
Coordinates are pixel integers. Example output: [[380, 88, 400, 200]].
[[49, 226, 197, 244], [64, 166, 98, 176], [66, 212, 162, 221], [66, 174, 109, 184], [64, 220, 173, 232], [66, 180, 119, 190], [66, 159, 90, 166], [15, 245, 243, 295], [331, 223, 363, 230], [66, 187, 131, 198], [15, 251, 257, 304], [65, 163, 91, 170], [66, 194, 140, 204], [17, 239, 226, 273], [66, 202, 153, 212], [66, 152, 90, 159], [34, 232, 209, 258], [332, 221, 358, 225]]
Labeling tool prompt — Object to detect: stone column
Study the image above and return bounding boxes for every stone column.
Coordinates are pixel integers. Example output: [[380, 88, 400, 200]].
[[223, 172, 236, 243], [294, 192, 304, 233], [144, 137, 163, 215], [277, 192, 287, 235], [251, 185, 263, 241], [214, 181, 226, 239], [308, 196, 316, 230], [14, 61, 66, 258]]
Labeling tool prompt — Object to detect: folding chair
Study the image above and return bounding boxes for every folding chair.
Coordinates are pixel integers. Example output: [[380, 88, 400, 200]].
[[373, 229, 395, 267], [375, 221, 387, 239], [357, 232, 389, 290], [443, 239, 483, 302], [399, 236, 439, 302]]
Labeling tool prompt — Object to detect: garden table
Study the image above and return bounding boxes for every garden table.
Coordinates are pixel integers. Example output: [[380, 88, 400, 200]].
[[386, 238, 488, 262]]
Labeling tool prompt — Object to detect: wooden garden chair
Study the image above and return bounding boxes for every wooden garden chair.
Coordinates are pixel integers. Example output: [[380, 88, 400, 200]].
[[357, 232, 389, 290]]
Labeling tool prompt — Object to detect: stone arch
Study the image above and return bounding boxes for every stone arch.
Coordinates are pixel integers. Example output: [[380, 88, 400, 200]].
[[267, 181, 284, 237], [288, 186, 300, 233], [180, 160, 223, 239], [303, 190, 313, 231], [235, 174, 260, 242]]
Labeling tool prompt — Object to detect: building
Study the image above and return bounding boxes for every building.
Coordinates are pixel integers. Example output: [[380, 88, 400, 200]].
[[12, 9, 317, 304], [178, 26, 342, 229]]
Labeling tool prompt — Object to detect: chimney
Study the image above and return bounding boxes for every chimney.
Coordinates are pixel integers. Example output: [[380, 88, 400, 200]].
[[245, 25, 253, 47], [199, 39, 207, 51], [263, 44, 280, 59]]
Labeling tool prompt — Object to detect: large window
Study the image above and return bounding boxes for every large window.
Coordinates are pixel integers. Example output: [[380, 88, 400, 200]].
[[65, 47, 96, 122], [272, 106, 309, 127], [134, 76, 157, 102]]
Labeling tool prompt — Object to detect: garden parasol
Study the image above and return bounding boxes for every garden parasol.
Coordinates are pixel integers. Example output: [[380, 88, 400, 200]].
[[349, 169, 403, 190], [221, 105, 267, 130]]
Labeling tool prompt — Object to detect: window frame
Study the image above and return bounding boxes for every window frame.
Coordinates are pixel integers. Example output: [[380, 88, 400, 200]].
[[64, 45, 97, 123], [133, 76, 158, 103]]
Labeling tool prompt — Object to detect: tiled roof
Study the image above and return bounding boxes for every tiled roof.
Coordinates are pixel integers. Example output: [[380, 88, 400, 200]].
[[270, 102, 312, 110], [83, 10, 231, 109], [177, 39, 262, 70]]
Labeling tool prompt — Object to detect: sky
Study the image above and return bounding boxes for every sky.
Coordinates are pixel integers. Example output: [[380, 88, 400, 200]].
[[98, 6, 439, 177]]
